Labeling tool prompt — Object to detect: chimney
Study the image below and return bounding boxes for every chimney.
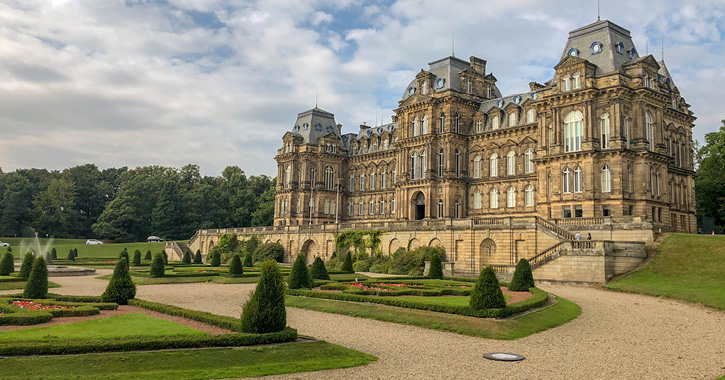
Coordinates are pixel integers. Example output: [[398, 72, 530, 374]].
[[360, 122, 370, 131], [470, 56, 487, 74], [336, 123, 342, 134]]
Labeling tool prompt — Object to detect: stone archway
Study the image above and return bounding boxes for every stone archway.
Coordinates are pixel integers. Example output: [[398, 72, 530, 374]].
[[412, 191, 425, 220], [388, 238, 401, 255], [408, 238, 421, 250], [479, 238, 496, 269], [207, 240, 215, 255], [300, 239, 318, 264]]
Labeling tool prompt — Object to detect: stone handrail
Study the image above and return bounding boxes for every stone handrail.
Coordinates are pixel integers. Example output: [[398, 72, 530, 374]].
[[529, 241, 567, 269], [552, 217, 605, 226], [473, 218, 505, 225], [535, 217, 576, 241], [489, 264, 515, 273], [165, 241, 185, 261]]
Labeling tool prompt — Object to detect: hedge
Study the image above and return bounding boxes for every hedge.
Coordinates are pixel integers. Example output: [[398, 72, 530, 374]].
[[318, 283, 471, 296], [287, 287, 549, 318], [128, 299, 240, 331], [0, 297, 117, 325]]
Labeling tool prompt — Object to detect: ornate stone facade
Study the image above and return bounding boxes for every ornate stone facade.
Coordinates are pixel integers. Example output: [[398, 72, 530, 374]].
[[274, 19, 697, 233]]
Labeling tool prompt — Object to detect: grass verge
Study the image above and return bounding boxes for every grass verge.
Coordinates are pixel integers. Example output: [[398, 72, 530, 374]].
[[0, 281, 60, 291]]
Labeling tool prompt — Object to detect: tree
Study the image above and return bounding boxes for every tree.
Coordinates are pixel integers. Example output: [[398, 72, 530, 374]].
[[51, 247, 57, 260], [342, 252, 354, 273], [144, 250, 152, 260], [244, 236, 260, 256], [67, 248, 75, 261], [0, 174, 34, 237], [240, 260, 286, 333], [0, 252, 14, 275], [229, 254, 243, 276], [102, 259, 136, 304], [73, 248, 78, 258], [243, 252, 253, 267], [288, 254, 312, 289], [19, 252, 35, 280], [182, 249, 192, 264], [194, 249, 202, 264], [210, 251, 221, 267], [469, 267, 506, 310], [32, 178, 82, 238], [119, 249, 130, 265], [250, 186, 275, 226], [132, 250, 142, 265], [428, 253, 443, 279], [150, 252, 165, 278], [696, 120, 725, 229], [150, 180, 185, 240], [23, 257, 48, 299], [508, 259, 535, 291], [310, 257, 330, 280], [255, 243, 284, 262]]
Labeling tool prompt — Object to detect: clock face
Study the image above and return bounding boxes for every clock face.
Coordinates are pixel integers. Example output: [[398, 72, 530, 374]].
[[436, 78, 445, 89]]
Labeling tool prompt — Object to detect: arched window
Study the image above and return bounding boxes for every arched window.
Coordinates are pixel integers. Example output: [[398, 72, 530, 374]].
[[564, 111, 584, 152], [420, 150, 427, 178], [359, 201, 364, 215], [474, 189, 482, 209], [473, 155, 482, 178], [646, 112, 654, 151], [574, 166, 583, 193], [383, 139, 388, 150], [284, 165, 291, 188], [454, 200, 461, 218], [490, 188, 499, 208], [507, 187, 516, 208], [526, 109, 535, 123], [324, 166, 334, 190], [508, 112, 516, 127], [439, 112, 445, 133], [381, 170, 387, 189], [562, 168, 571, 193], [437, 199, 444, 218], [490, 153, 499, 177], [310, 168, 316, 185], [525, 148, 534, 173], [572, 72, 581, 89], [476, 120, 483, 133], [370, 171, 375, 190], [454, 149, 460, 177], [372, 141, 378, 151], [380, 199, 385, 214], [411, 152, 419, 180], [421, 115, 428, 135], [454, 112, 460, 133], [412, 117, 419, 137], [525, 185, 534, 206], [562, 75, 571, 91], [467, 79, 472, 94], [359, 173, 364, 191], [491, 116, 499, 130], [507, 151, 516, 176], [602, 165, 611, 193], [678, 182, 684, 205], [438, 149, 445, 177], [421, 81, 427, 94], [600, 113, 610, 149], [627, 165, 633, 192]]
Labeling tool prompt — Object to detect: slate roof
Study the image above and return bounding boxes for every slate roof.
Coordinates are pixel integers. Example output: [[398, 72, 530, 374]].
[[290, 107, 339, 145], [559, 19, 640, 76], [401, 56, 501, 101]]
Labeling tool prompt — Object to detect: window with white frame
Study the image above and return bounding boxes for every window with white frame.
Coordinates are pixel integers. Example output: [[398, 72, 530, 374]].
[[421, 81, 427, 94], [525, 148, 534, 173], [383, 139, 388, 150], [623, 118, 630, 149], [454, 113, 460, 133], [412, 117, 419, 137], [437, 199, 443, 218], [360, 174, 364, 191], [421, 115, 428, 135], [562, 75, 571, 91], [359, 201, 364, 215], [563, 168, 571, 193], [509, 112, 516, 127], [380, 199, 385, 214], [525, 185, 534, 206], [476, 120, 482, 133], [392, 168, 396, 184], [490, 188, 499, 208], [454, 200, 460, 218], [439, 112, 445, 133], [572, 72, 581, 89], [646, 112, 654, 151], [411, 152, 418, 180], [564, 111, 584, 152], [420, 150, 427, 178], [574, 166, 583, 193], [454, 149, 460, 177], [349, 175, 354, 192], [627, 165, 633, 192], [473, 155, 482, 178], [370, 172, 375, 190], [349, 202, 354, 216], [491, 116, 499, 130], [381, 170, 386, 189], [474, 190, 482, 209], [602, 165, 611, 193], [392, 197, 396, 213], [600, 113, 610, 149], [487, 85, 492, 98], [369, 199, 374, 215], [438, 149, 444, 177], [467, 79, 472, 94], [324, 167, 335, 190], [490, 153, 499, 177], [507, 187, 516, 208], [284, 165, 291, 189], [526, 109, 535, 123], [507, 151, 516, 176]]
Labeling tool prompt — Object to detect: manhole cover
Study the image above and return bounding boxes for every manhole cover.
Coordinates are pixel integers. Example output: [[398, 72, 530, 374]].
[[483, 352, 525, 362]]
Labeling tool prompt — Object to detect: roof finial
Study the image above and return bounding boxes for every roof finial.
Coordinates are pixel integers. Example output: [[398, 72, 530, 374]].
[[315, 90, 318, 108], [597, 0, 601, 21], [451, 34, 455, 57], [661, 36, 664, 60]]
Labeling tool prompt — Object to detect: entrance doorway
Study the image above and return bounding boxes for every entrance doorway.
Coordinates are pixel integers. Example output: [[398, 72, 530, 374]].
[[414, 192, 425, 220]]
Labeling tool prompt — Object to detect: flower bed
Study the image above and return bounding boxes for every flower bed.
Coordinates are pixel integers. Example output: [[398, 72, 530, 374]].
[[12, 301, 76, 310], [0, 297, 116, 325], [319, 279, 472, 296]]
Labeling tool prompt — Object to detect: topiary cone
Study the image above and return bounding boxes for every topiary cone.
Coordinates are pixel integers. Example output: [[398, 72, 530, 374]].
[[229, 255, 243, 276], [23, 257, 48, 299], [182, 249, 192, 264], [102, 258, 137, 304], [310, 256, 330, 280], [508, 258, 535, 291], [469, 266, 506, 310], [428, 253, 443, 279], [287, 254, 312, 289], [0, 252, 14, 275], [240, 260, 286, 334], [194, 249, 202, 264], [144, 250, 152, 261], [210, 251, 221, 267], [19, 252, 35, 280], [243, 252, 253, 267], [132, 250, 142, 266], [150, 252, 165, 278], [341, 252, 354, 273]]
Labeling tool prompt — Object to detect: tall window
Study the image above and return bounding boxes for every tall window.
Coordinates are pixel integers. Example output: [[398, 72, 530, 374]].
[[654, 169, 660, 195], [487, 85, 492, 98], [574, 166, 583, 193], [467, 79, 472, 94], [562, 168, 571, 193], [623, 118, 630, 149], [349, 175, 354, 191], [369, 199, 374, 214], [454, 149, 460, 177], [490, 153, 499, 177], [600, 113, 610, 149], [525, 185, 534, 206], [547, 173, 552, 196], [473, 155, 482, 178], [438, 149, 444, 178], [392, 196, 396, 213], [526, 109, 535, 123], [359, 201, 363, 215], [627, 165, 633, 192], [324, 167, 334, 190], [439, 112, 445, 133], [562, 75, 571, 91], [381, 170, 387, 189], [284, 165, 291, 189], [421, 115, 428, 135], [310, 168, 316, 186], [349, 202, 353, 216], [437, 199, 444, 217], [421, 81, 427, 94], [646, 112, 654, 151], [476, 120, 482, 133], [380, 199, 385, 214], [420, 150, 427, 178], [508, 112, 516, 127], [601, 165, 611, 193], [572, 72, 581, 89], [491, 116, 499, 130], [453, 200, 459, 218], [454, 113, 460, 133], [360, 174, 364, 191], [474, 190, 482, 209], [370, 172, 375, 190], [525, 148, 534, 173], [564, 111, 584, 152], [507, 151, 516, 176], [490, 188, 499, 208], [393, 169, 396, 184], [412, 117, 419, 137], [411, 153, 419, 180], [507, 187, 516, 208], [372, 141, 378, 151]]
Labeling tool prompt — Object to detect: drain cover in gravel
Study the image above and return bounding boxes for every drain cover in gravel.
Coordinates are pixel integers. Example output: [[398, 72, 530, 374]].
[[483, 352, 525, 361]]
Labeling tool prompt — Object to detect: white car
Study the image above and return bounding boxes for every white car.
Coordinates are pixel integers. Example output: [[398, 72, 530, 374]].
[[0, 241, 9, 247], [146, 236, 164, 242], [85, 239, 103, 245]]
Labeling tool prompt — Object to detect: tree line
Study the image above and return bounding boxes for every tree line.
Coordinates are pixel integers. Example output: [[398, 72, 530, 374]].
[[0, 164, 275, 242], [696, 119, 725, 233]]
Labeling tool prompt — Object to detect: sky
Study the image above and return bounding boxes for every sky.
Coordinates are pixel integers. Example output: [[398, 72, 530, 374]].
[[0, 0, 723, 177]]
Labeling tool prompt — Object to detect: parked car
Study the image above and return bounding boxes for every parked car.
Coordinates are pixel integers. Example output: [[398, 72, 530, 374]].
[[146, 236, 164, 242], [85, 239, 103, 245], [0, 241, 9, 247]]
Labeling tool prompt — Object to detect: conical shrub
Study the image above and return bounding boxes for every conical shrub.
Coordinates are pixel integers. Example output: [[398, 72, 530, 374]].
[[469, 266, 506, 310], [243, 252, 253, 267], [67, 249, 75, 261], [194, 250, 202, 264], [102, 259, 137, 304], [132, 250, 142, 266], [0, 252, 14, 275], [210, 251, 221, 267], [162, 251, 168, 265], [144, 250, 152, 260], [428, 253, 443, 279], [73, 248, 78, 258], [182, 249, 192, 264], [19, 252, 35, 280], [288, 254, 312, 289], [341, 252, 353, 273], [508, 258, 535, 291], [229, 255, 243, 276], [240, 260, 286, 333], [23, 257, 48, 299], [310, 257, 330, 280], [119, 249, 129, 265], [51, 247, 57, 260], [150, 252, 165, 278], [44, 251, 53, 265]]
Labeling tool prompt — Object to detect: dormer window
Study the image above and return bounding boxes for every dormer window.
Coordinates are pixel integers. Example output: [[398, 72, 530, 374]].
[[467, 79, 472, 94], [486, 85, 492, 98], [615, 42, 624, 55], [568, 48, 579, 57], [526, 109, 535, 123], [562, 75, 571, 91], [572, 72, 581, 89], [491, 116, 499, 130], [476, 120, 482, 133], [590, 41, 603, 55], [508, 112, 516, 127]]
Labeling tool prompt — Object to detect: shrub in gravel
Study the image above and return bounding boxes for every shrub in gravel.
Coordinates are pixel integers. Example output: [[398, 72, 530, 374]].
[[150, 252, 165, 278], [469, 266, 506, 310], [243, 252, 253, 267], [310, 257, 330, 280], [132, 250, 142, 266], [144, 250, 152, 261], [210, 251, 221, 267], [23, 257, 48, 299], [119, 249, 130, 266], [428, 253, 443, 279], [182, 249, 192, 264], [341, 252, 354, 273], [19, 252, 35, 280], [67, 249, 75, 261], [102, 259, 136, 304], [0, 252, 14, 275], [508, 258, 535, 291], [51, 248, 57, 260], [241, 260, 286, 333], [194, 250, 202, 264], [229, 255, 243, 276], [287, 254, 312, 289]]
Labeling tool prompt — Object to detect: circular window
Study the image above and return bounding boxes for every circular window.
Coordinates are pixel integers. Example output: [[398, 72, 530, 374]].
[[513, 95, 521, 104], [590, 42, 603, 55], [568, 48, 579, 57], [315, 123, 322, 131], [436, 78, 445, 89]]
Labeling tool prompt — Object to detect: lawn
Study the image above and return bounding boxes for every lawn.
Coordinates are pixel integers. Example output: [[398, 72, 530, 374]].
[[0, 341, 376, 379], [0, 281, 60, 291], [606, 233, 725, 310], [287, 295, 580, 340], [0, 313, 205, 342], [0, 239, 168, 259]]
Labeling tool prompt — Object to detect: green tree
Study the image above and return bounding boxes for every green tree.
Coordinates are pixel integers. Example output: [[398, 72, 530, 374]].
[[0, 252, 14, 275], [229, 254, 243, 276], [182, 249, 192, 264], [62, 164, 111, 238], [51, 247, 57, 260], [101, 259, 137, 304], [244, 236, 260, 256], [342, 252, 354, 273], [19, 252, 35, 280], [240, 260, 286, 333], [67, 248, 75, 261], [696, 120, 725, 229], [0, 174, 34, 237], [251, 186, 275, 226], [310, 257, 330, 280], [32, 178, 82, 238], [470, 267, 506, 310], [243, 252, 254, 267], [23, 257, 48, 299], [144, 250, 152, 260], [508, 259, 535, 291], [210, 251, 221, 267], [194, 249, 202, 264], [132, 249, 142, 265], [150, 180, 184, 240], [288, 254, 312, 289], [428, 253, 443, 279], [255, 242, 285, 262], [119, 249, 129, 265], [150, 252, 165, 278]]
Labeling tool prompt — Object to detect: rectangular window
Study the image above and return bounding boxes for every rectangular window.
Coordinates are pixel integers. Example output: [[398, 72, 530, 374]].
[[359, 203, 363, 215], [563, 206, 572, 219], [574, 205, 583, 218], [349, 203, 354, 216], [603, 205, 611, 217], [391, 198, 395, 213]]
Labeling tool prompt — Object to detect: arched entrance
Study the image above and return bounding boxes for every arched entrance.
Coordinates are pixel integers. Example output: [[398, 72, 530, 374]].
[[479, 239, 496, 269], [300, 239, 318, 264], [413, 192, 425, 220]]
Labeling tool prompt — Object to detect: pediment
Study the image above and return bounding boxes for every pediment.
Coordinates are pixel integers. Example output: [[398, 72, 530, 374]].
[[554, 55, 588, 70]]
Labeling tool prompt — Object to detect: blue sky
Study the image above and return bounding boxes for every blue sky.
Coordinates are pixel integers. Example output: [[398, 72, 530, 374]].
[[0, 0, 723, 176]]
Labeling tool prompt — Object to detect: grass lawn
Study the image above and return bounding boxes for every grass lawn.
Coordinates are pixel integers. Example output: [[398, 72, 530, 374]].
[[0, 280, 60, 290], [0, 341, 376, 380], [287, 294, 580, 340], [0, 314, 205, 342], [606, 234, 725, 310], [0, 240, 168, 259]]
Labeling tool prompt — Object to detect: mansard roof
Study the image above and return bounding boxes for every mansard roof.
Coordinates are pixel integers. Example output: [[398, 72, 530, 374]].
[[559, 19, 640, 76], [290, 107, 339, 145], [478, 92, 537, 114], [353, 123, 398, 140]]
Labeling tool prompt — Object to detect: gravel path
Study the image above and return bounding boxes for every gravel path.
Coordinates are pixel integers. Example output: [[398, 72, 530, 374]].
[[12, 273, 725, 380]]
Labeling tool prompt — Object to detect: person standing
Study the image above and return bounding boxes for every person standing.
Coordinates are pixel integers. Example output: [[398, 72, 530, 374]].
[[575, 232, 581, 240]]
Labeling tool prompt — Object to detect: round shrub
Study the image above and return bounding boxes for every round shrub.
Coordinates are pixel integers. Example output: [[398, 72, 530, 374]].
[[23, 257, 48, 299], [243, 252, 253, 267], [428, 253, 443, 279], [210, 251, 221, 267], [144, 250, 152, 260], [341, 252, 354, 273], [287, 254, 312, 289], [0, 252, 14, 275], [182, 249, 192, 264], [132, 250, 142, 266], [102, 259, 136, 304], [194, 249, 202, 264], [508, 258, 535, 291], [150, 252, 165, 278], [229, 255, 243, 276], [353, 260, 371, 272], [240, 260, 286, 333], [19, 252, 35, 280], [119, 249, 130, 265], [470, 266, 506, 310], [254, 242, 285, 263], [67, 249, 75, 261], [310, 257, 330, 280], [51, 247, 57, 260]]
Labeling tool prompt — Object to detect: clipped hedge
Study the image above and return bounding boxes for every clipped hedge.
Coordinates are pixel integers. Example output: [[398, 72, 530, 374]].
[[128, 299, 240, 331], [0, 297, 117, 325]]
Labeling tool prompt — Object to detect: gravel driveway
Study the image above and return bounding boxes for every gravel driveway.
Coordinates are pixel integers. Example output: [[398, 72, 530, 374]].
[[18, 273, 725, 380]]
